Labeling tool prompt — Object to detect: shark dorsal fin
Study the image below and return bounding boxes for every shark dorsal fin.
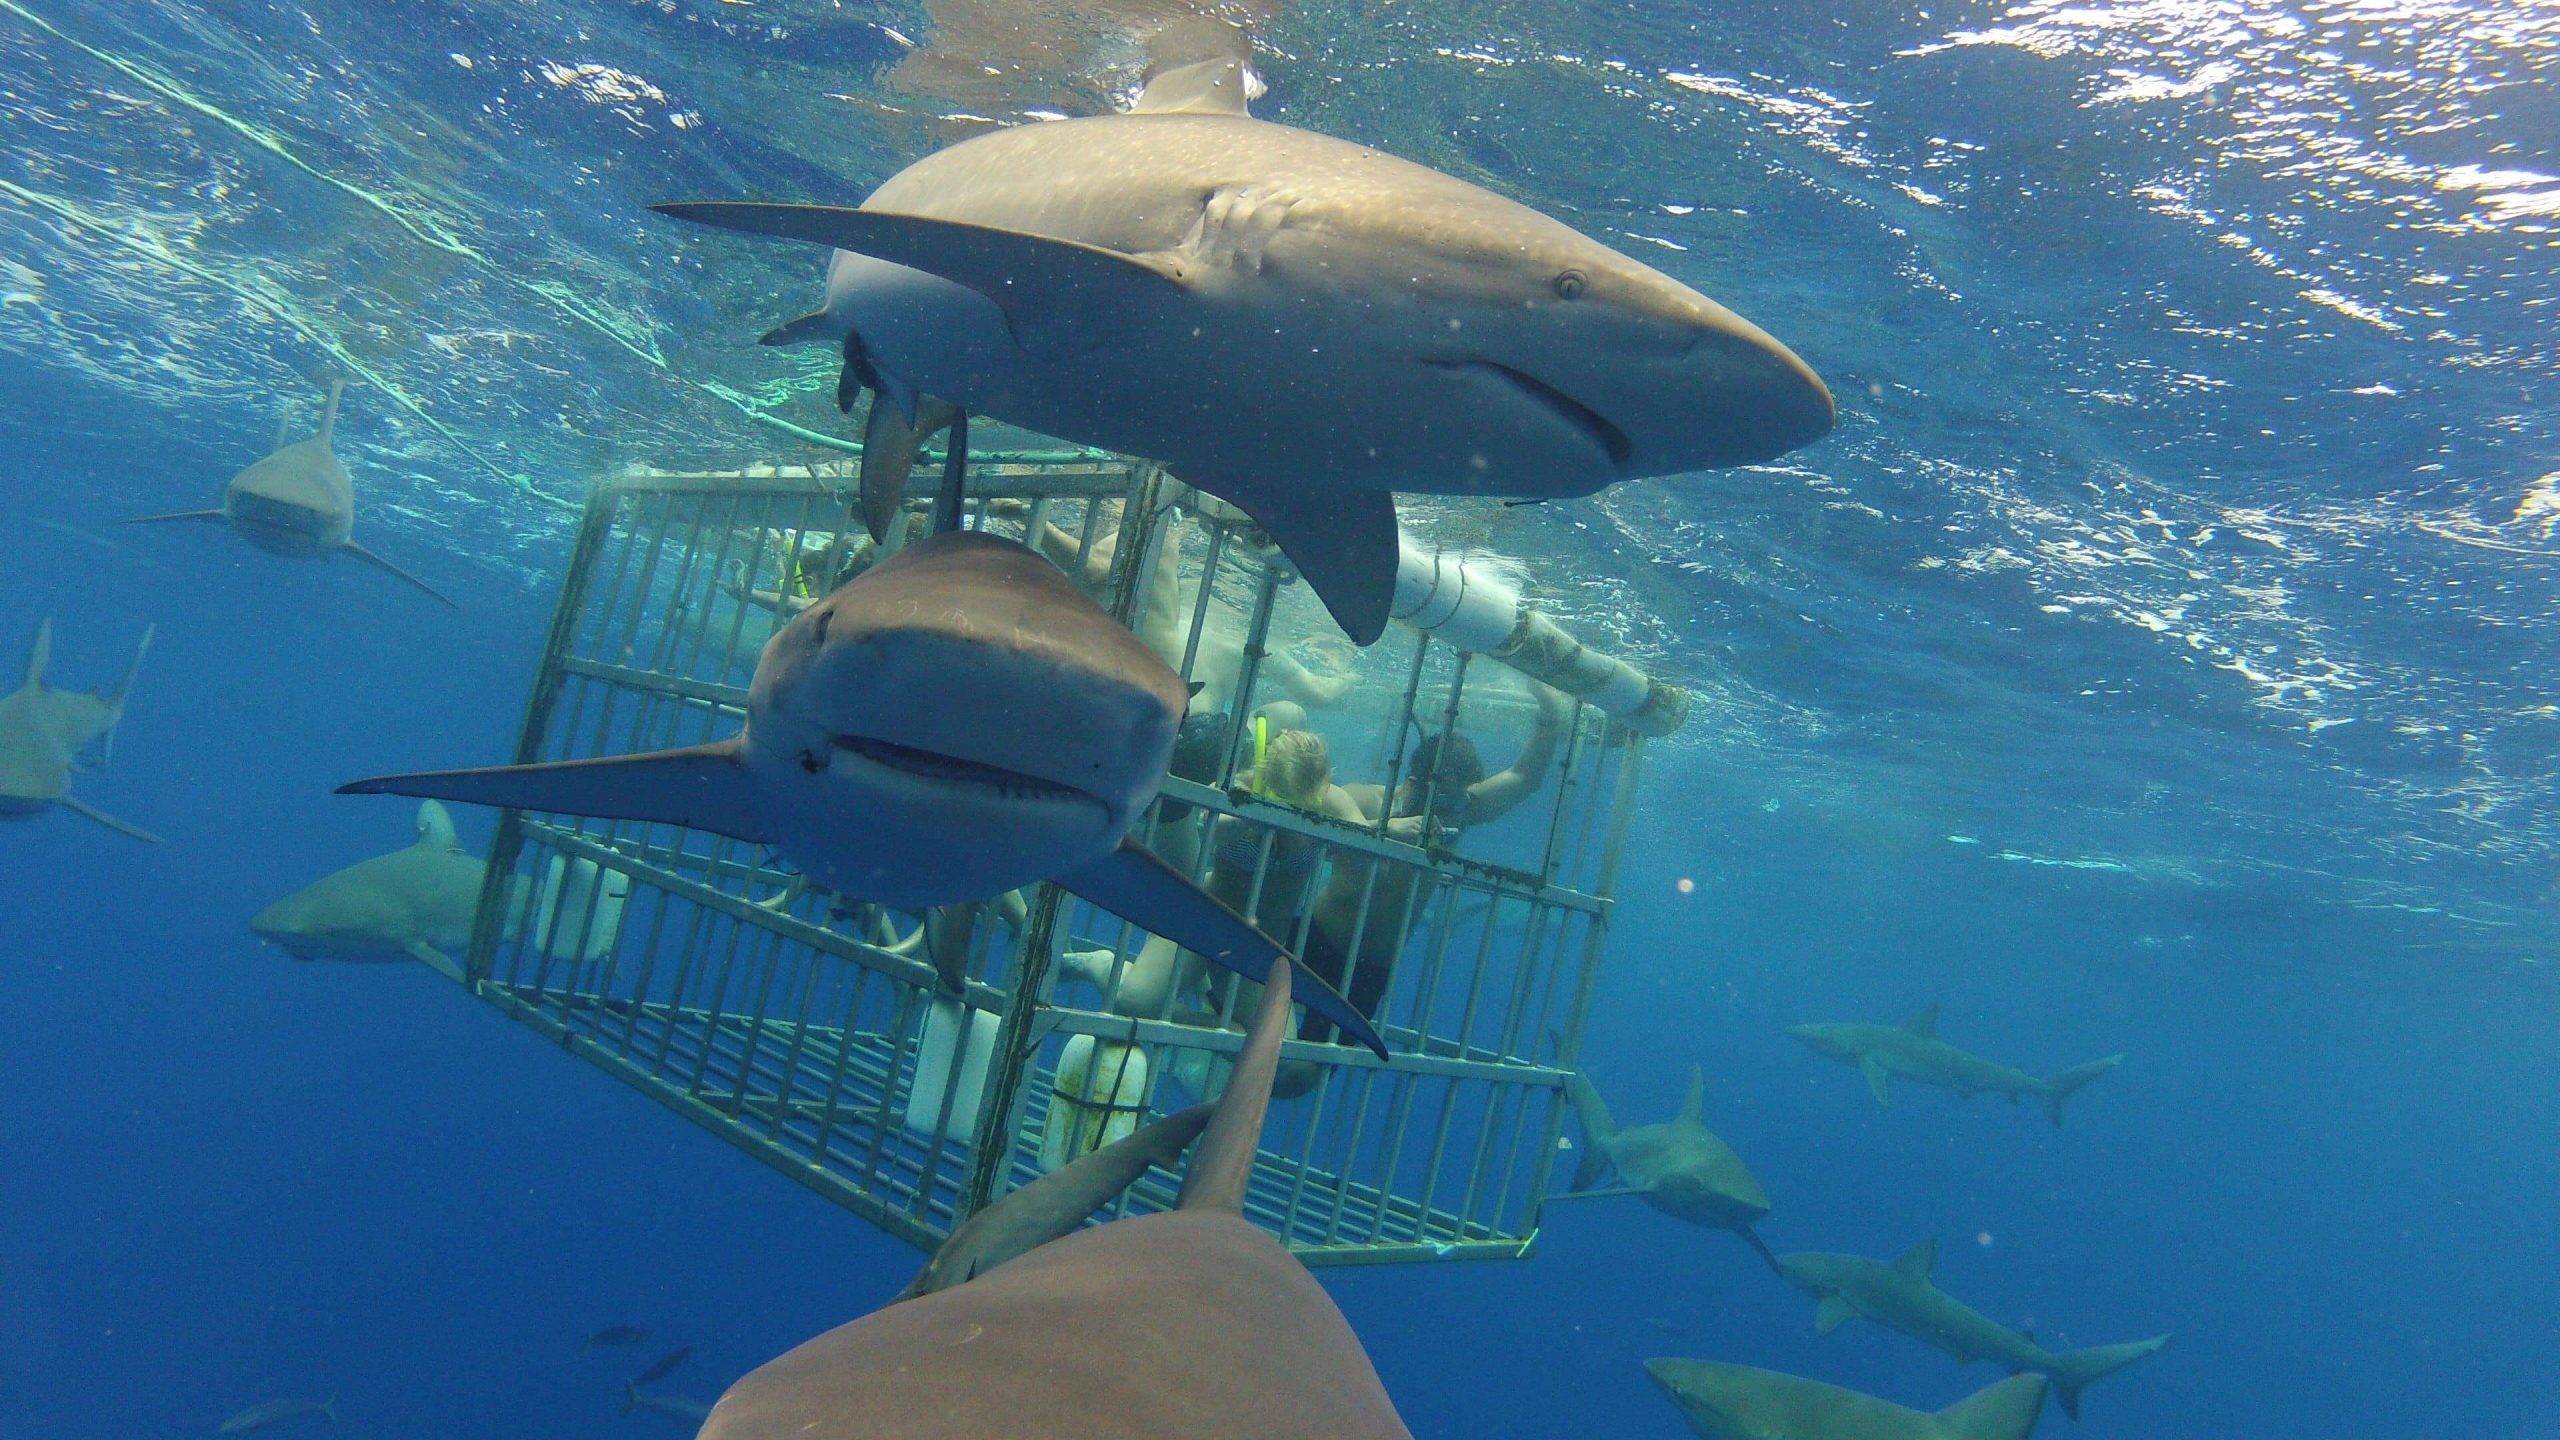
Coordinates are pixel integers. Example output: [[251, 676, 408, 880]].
[[1130, 57, 1256, 117], [1934, 1373, 2051, 1440], [1679, 1065, 1706, 1125], [315, 379, 347, 445], [22, 618, 50, 689], [1902, 1002, 1939, 1038], [1178, 956, 1293, 1213], [414, 799, 458, 851], [1893, 1237, 1938, 1282]]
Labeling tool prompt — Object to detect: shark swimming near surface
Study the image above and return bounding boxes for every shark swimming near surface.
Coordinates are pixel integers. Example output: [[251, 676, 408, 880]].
[[1790, 1004, 2122, 1126], [0, 619, 156, 842], [1775, 1240, 2171, 1420], [1648, 1359, 2049, 1440], [654, 54, 1833, 644], [696, 958, 1415, 1438], [337, 527, 1384, 1055], [1555, 1065, 1775, 1268], [126, 380, 457, 608]]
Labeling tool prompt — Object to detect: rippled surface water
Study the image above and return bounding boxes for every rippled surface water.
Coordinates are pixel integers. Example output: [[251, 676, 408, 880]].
[[3, 3, 2556, 1437]]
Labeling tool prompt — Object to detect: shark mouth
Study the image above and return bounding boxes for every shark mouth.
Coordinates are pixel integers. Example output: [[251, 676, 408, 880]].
[[830, 734, 1103, 810], [1433, 360, 1635, 469]]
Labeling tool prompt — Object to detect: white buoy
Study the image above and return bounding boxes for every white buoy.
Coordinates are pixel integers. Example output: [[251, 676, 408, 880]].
[[1040, 1034, 1149, 1172], [904, 997, 998, 1137]]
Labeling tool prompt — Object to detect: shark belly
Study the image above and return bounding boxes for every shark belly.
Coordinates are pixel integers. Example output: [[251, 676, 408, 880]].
[[224, 488, 341, 558]]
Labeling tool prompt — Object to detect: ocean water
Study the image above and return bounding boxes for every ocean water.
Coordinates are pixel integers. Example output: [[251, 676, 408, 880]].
[[3, 2, 2556, 1438]]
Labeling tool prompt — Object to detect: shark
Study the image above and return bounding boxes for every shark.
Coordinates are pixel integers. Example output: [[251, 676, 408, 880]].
[[1774, 1240, 2171, 1421], [0, 619, 157, 842], [127, 380, 456, 607], [1790, 1004, 2121, 1127], [337, 527, 1384, 1056], [249, 799, 490, 966], [697, 958, 1415, 1438], [655, 55, 1833, 644], [1557, 1066, 1775, 1268], [1647, 1359, 2048, 1440]]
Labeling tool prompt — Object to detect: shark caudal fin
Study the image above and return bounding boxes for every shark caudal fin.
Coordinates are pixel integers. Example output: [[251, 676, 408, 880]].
[[619, 1381, 642, 1417], [338, 741, 770, 844], [2046, 1333, 2169, 1420], [2043, 1054, 2124, 1127], [1935, 1373, 2050, 1440], [1561, 1071, 1619, 1191], [1178, 957, 1295, 1214], [1052, 837, 1387, 1058], [859, 392, 959, 542], [897, 1103, 1212, 1302]]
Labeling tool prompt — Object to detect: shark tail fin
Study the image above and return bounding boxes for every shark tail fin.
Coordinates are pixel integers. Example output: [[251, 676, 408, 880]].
[[22, 617, 49, 689], [2047, 1334, 2170, 1420], [316, 378, 347, 444], [1934, 1374, 2049, 1440], [1561, 1070, 1617, 1191], [1735, 1224, 1782, 1277], [620, 1382, 641, 1417], [859, 392, 958, 542], [1178, 957, 1294, 1214], [321, 1394, 338, 1425], [2043, 1054, 2124, 1127], [337, 740, 769, 844]]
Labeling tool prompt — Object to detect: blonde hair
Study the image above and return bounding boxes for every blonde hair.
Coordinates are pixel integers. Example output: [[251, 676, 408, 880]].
[[1254, 728, 1332, 808]]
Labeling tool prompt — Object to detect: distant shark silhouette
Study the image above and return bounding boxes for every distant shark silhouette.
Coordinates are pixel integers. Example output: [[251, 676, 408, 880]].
[[698, 959, 1415, 1438], [1648, 1359, 2049, 1440], [338, 528, 1384, 1056], [1790, 1004, 2121, 1126], [1775, 1240, 2170, 1420], [127, 379, 457, 607], [0, 619, 156, 842], [246, 799, 630, 969], [655, 56, 1831, 643], [1556, 1065, 1775, 1269]]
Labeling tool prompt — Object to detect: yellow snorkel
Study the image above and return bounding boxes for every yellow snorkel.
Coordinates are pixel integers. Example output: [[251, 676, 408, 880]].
[[1250, 714, 1273, 799]]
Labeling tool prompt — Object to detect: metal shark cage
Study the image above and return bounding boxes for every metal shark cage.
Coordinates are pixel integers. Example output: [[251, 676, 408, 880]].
[[448, 452, 1650, 1267]]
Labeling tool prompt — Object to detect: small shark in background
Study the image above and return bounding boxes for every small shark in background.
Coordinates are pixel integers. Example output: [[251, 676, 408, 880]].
[[127, 379, 457, 607], [655, 55, 1832, 643], [1775, 1240, 2171, 1420], [1648, 1359, 2049, 1440], [1556, 1065, 1775, 1268], [250, 800, 487, 966], [1790, 1004, 2122, 1126], [695, 959, 1415, 1438], [0, 619, 156, 842], [337, 528, 1384, 1055]]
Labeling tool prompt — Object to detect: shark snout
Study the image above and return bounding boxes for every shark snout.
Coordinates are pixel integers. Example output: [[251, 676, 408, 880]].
[[1665, 321, 1834, 468]]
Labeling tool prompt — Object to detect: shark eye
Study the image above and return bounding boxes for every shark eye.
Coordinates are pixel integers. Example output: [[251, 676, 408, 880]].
[[1552, 268, 1588, 301]]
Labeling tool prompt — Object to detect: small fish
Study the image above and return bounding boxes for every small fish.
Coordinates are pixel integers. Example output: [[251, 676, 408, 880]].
[[580, 1324, 651, 1353], [629, 1344, 694, 1387], [621, 1382, 715, 1422], [218, 1395, 336, 1432]]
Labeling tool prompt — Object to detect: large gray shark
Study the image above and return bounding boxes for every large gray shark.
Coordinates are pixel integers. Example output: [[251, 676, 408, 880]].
[[128, 380, 456, 607], [0, 619, 157, 842], [1647, 1359, 2048, 1440], [1775, 1240, 2171, 1420], [249, 800, 488, 966], [698, 958, 1414, 1439], [1790, 1004, 2122, 1126], [337, 528, 1383, 1055], [655, 56, 1833, 643], [1558, 1066, 1774, 1268]]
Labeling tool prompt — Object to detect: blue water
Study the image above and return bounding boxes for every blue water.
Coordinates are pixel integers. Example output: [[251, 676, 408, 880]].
[[4, 1, 2557, 1437]]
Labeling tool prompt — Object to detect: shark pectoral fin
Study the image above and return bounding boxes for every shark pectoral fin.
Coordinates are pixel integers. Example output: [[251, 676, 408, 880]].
[[122, 509, 227, 527], [338, 740, 770, 843], [759, 310, 839, 347], [1051, 837, 1388, 1058], [1190, 476, 1399, 646], [650, 203, 1184, 347], [1561, 1071, 1617, 1190], [1935, 1374, 2050, 1440], [1545, 1184, 1648, 1202], [859, 393, 959, 541], [404, 941, 463, 980], [57, 794, 163, 844], [1813, 1296, 1859, 1335], [1860, 1054, 1891, 1105], [343, 543, 461, 609], [1129, 57, 1255, 116]]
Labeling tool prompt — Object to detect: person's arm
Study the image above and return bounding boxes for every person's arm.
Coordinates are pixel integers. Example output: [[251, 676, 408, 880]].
[[1270, 648, 1357, 707], [1462, 684, 1573, 823]]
